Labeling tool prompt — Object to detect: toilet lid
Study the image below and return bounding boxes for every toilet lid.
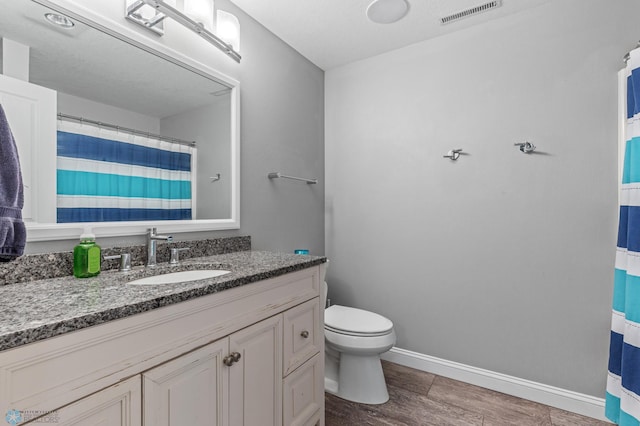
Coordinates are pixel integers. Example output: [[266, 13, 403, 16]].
[[324, 305, 393, 335]]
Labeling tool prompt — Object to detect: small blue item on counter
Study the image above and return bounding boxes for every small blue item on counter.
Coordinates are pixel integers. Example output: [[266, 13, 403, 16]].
[[294, 249, 309, 255]]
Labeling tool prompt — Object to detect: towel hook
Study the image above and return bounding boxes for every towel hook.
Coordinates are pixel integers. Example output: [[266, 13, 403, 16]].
[[514, 141, 536, 153], [443, 149, 463, 161]]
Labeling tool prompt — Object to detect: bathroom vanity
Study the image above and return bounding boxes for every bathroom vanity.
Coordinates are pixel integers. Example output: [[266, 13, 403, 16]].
[[0, 251, 326, 426]]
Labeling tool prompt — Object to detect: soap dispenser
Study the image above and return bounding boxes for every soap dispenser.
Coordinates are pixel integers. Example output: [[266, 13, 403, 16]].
[[73, 227, 101, 278]]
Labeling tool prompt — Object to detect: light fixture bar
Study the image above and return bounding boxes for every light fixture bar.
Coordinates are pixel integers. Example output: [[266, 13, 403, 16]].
[[126, 0, 167, 35], [127, 0, 241, 63]]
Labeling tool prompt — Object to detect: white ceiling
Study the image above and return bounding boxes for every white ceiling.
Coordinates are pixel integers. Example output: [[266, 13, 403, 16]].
[[229, 0, 552, 70]]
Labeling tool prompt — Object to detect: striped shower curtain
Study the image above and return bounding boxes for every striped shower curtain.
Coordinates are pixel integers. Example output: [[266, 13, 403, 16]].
[[607, 47, 640, 425], [56, 120, 194, 223]]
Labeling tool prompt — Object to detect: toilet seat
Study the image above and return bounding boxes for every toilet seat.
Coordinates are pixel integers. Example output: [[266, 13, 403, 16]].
[[325, 305, 393, 337]]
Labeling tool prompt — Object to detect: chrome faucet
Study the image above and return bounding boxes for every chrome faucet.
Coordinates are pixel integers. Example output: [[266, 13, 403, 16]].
[[147, 228, 173, 267]]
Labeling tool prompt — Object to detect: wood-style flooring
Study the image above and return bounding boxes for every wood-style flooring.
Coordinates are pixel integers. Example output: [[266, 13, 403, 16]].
[[325, 361, 610, 426]]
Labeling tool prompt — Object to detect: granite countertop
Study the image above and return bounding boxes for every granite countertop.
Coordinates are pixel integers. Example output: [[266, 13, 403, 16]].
[[0, 251, 326, 352]]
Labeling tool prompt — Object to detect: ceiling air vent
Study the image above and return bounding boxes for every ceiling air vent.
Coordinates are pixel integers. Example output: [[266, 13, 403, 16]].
[[440, 0, 502, 24]]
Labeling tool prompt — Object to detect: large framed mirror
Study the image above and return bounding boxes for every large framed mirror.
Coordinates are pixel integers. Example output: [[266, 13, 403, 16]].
[[0, 0, 240, 241]]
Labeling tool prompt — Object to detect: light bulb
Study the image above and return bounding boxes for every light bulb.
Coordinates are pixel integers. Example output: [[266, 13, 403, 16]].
[[184, 0, 215, 31], [216, 10, 240, 52]]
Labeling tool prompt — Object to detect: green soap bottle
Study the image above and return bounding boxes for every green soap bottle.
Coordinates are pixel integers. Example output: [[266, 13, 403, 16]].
[[73, 227, 101, 278]]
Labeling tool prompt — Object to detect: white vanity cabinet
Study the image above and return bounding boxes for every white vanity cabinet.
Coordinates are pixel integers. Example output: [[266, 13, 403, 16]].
[[143, 315, 283, 426], [0, 265, 325, 426]]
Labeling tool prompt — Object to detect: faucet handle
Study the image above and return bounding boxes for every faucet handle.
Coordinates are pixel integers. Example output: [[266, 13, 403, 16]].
[[169, 247, 190, 265], [104, 253, 131, 272]]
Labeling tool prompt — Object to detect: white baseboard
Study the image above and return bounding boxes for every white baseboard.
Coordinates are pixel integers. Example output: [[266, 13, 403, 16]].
[[381, 347, 610, 422]]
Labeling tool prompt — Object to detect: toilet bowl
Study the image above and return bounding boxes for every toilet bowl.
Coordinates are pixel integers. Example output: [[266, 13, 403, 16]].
[[324, 299, 396, 404]]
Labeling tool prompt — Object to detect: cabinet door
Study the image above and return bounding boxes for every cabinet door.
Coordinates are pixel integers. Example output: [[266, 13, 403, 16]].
[[143, 339, 229, 426], [283, 354, 323, 426], [53, 375, 141, 426], [228, 315, 283, 426]]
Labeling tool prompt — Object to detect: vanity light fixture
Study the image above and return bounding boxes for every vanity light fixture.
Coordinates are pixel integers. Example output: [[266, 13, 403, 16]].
[[366, 0, 410, 24], [125, 0, 241, 63], [44, 12, 75, 29]]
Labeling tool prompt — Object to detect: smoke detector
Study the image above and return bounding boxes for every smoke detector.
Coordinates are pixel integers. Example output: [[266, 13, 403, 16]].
[[439, 0, 502, 24]]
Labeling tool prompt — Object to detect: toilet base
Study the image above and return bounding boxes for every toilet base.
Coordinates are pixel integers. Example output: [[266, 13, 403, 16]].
[[325, 352, 389, 405], [324, 376, 339, 394]]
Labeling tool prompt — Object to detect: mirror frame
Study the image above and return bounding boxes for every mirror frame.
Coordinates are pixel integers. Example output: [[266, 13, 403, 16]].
[[25, 0, 240, 242]]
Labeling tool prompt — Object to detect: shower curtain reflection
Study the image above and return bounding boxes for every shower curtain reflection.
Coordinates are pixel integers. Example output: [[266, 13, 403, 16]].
[[56, 119, 194, 223]]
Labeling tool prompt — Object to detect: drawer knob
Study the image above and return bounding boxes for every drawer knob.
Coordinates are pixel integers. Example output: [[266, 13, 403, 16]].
[[223, 351, 242, 366], [300, 330, 309, 339]]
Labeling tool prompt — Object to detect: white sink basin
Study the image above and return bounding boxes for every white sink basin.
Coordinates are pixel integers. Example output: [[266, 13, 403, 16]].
[[128, 269, 231, 285]]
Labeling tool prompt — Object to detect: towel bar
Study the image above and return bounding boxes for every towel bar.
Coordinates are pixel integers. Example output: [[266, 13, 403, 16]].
[[268, 172, 317, 184]]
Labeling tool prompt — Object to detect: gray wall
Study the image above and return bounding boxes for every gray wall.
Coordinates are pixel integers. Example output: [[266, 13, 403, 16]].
[[234, 2, 325, 255], [161, 99, 232, 220], [58, 93, 160, 133], [26, 0, 325, 255], [325, 0, 638, 397]]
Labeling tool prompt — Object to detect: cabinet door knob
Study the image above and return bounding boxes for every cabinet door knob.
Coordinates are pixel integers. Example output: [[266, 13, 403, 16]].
[[300, 330, 309, 339], [223, 351, 242, 366], [223, 354, 234, 366]]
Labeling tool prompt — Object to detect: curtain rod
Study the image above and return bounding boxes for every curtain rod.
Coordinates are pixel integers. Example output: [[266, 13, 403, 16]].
[[57, 113, 196, 147]]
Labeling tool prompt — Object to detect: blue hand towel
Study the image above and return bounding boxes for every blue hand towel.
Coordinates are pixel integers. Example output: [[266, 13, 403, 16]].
[[0, 104, 26, 261]]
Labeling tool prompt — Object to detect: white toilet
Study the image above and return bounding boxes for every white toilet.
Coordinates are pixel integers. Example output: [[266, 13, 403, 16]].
[[323, 282, 396, 404]]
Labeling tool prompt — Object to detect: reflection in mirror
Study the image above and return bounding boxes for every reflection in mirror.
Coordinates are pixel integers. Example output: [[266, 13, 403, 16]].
[[0, 0, 239, 241]]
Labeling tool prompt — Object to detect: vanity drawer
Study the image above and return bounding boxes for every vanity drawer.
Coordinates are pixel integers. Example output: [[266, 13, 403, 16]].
[[283, 353, 323, 426], [283, 298, 321, 376]]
